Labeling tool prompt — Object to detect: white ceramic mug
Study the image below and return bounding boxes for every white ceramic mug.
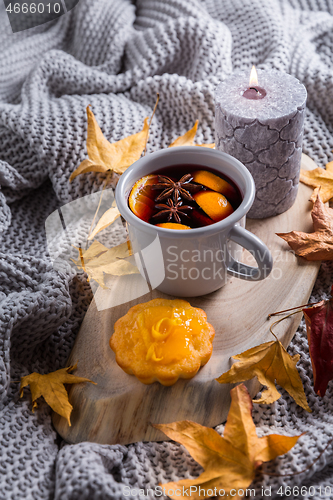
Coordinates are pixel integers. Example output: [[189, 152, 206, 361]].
[[116, 147, 273, 297]]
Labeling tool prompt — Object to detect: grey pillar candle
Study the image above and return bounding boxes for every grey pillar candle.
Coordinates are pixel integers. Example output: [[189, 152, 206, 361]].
[[215, 69, 307, 218]]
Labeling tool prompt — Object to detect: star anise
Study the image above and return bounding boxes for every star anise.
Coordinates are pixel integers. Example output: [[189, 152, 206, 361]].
[[153, 174, 201, 202], [151, 198, 193, 223]]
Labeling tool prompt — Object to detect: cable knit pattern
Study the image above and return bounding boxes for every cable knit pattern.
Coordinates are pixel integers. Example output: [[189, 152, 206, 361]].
[[0, 0, 333, 498]]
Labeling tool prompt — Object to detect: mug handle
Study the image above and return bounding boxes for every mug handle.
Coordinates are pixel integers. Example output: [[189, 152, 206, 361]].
[[226, 225, 273, 281]]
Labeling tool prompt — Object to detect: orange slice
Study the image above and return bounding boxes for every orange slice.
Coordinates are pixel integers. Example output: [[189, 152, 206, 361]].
[[156, 223, 191, 230], [129, 175, 158, 222], [194, 191, 234, 222], [192, 170, 238, 202]]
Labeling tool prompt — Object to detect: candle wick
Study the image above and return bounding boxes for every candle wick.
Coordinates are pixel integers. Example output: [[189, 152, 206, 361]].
[[250, 87, 259, 93]]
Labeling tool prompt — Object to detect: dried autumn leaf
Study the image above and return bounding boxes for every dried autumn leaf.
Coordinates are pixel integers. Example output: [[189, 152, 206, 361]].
[[216, 340, 310, 412], [169, 120, 215, 148], [303, 285, 333, 396], [88, 201, 121, 240], [73, 241, 129, 269], [277, 190, 333, 260], [74, 241, 139, 287], [300, 161, 333, 203], [74, 240, 109, 261], [154, 384, 302, 500], [197, 143, 215, 148], [20, 363, 95, 426], [169, 120, 199, 148], [69, 106, 149, 181], [72, 241, 108, 275], [86, 252, 139, 287]]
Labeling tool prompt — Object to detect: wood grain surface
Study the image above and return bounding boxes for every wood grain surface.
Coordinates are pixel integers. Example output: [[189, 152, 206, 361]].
[[53, 154, 320, 445]]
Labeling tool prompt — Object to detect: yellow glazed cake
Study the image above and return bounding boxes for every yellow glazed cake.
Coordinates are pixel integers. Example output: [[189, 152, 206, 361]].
[[110, 298, 215, 386]]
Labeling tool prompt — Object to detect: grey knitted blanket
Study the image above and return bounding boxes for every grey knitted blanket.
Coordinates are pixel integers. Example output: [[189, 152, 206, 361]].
[[1, 0, 333, 498]]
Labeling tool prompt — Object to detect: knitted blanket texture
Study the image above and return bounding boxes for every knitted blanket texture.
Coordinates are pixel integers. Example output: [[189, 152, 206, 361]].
[[1, 0, 333, 498]]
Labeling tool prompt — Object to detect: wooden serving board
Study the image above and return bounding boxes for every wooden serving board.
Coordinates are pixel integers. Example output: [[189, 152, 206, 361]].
[[53, 154, 321, 445]]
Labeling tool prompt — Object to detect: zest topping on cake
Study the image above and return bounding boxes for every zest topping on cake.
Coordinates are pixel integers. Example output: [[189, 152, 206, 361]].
[[110, 298, 215, 386]]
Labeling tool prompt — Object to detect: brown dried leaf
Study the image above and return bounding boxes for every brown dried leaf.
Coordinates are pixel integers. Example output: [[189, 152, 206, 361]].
[[277, 190, 333, 260], [303, 286, 333, 396]]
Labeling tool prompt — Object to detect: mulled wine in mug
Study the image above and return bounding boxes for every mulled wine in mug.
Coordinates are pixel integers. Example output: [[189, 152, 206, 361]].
[[115, 147, 273, 297]]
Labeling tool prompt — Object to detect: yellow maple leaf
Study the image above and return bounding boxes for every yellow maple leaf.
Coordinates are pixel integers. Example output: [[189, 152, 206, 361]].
[[72, 241, 109, 276], [169, 120, 199, 147], [216, 339, 310, 412], [69, 106, 149, 181], [74, 241, 139, 287], [300, 160, 333, 203], [88, 201, 121, 240], [154, 384, 302, 500], [169, 120, 215, 148], [197, 143, 215, 148], [74, 240, 108, 261], [19, 363, 96, 426]]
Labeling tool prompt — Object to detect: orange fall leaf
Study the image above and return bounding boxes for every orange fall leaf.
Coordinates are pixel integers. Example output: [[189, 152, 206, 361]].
[[69, 106, 149, 181], [73, 241, 139, 288], [300, 160, 333, 203], [277, 189, 333, 260], [216, 339, 310, 412], [169, 120, 215, 148], [154, 384, 303, 500], [20, 363, 96, 426]]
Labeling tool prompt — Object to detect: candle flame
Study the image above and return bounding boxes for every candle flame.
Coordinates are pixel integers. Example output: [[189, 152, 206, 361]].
[[249, 65, 258, 87]]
